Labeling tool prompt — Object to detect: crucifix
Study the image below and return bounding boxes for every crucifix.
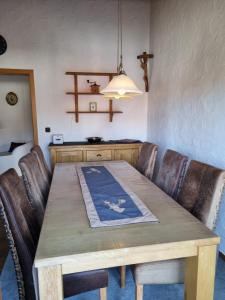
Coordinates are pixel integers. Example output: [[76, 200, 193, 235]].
[[137, 51, 154, 92]]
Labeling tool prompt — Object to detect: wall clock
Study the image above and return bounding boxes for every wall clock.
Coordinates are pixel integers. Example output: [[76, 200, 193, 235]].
[[6, 92, 18, 106], [0, 35, 7, 55]]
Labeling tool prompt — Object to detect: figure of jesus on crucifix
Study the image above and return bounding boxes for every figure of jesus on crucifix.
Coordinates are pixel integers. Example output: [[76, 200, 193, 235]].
[[137, 51, 154, 92]]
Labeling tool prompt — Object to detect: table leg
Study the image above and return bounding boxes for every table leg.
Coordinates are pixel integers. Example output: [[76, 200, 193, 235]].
[[136, 284, 143, 300], [184, 245, 217, 300], [120, 265, 126, 288], [100, 287, 107, 300], [38, 265, 63, 300]]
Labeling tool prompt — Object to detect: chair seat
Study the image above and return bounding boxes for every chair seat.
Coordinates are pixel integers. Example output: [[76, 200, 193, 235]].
[[63, 269, 108, 298], [134, 259, 184, 285]]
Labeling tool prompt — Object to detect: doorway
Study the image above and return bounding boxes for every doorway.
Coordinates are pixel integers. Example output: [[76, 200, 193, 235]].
[[0, 68, 38, 146], [0, 68, 38, 271]]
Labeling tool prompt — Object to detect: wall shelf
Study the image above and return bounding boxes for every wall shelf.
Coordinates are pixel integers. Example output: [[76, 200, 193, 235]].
[[65, 71, 121, 122], [66, 92, 102, 95], [66, 111, 123, 114]]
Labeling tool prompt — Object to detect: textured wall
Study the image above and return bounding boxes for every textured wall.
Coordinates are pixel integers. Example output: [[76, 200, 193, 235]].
[[0, 0, 150, 161], [0, 76, 33, 152], [148, 0, 225, 252]]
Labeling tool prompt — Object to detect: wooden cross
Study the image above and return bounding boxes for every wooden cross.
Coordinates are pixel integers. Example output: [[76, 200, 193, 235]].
[[137, 51, 154, 92]]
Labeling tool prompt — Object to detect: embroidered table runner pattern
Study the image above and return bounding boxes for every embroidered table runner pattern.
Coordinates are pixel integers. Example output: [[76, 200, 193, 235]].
[[76, 165, 159, 228]]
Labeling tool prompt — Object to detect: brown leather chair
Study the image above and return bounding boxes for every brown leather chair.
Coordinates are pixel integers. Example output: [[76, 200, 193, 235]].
[[134, 160, 225, 300], [31, 145, 52, 184], [136, 142, 158, 180], [154, 149, 188, 199], [19, 153, 47, 225], [177, 160, 225, 230], [0, 169, 108, 300], [0, 169, 40, 299]]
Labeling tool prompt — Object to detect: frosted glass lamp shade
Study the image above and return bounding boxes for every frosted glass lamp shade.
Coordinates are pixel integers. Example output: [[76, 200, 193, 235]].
[[100, 74, 142, 99]]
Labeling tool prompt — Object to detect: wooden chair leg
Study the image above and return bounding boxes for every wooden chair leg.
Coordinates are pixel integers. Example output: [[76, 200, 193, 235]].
[[136, 284, 143, 300], [0, 287, 2, 300], [120, 265, 126, 288], [100, 287, 107, 300]]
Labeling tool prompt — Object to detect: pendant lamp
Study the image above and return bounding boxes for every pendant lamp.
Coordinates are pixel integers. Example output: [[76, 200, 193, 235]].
[[100, 0, 142, 99]]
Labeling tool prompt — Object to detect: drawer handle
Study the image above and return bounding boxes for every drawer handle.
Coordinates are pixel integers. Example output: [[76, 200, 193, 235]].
[[97, 154, 102, 157]]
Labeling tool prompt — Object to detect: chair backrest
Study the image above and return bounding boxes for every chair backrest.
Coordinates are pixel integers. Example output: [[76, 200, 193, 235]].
[[136, 142, 158, 180], [19, 153, 47, 225], [0, 169, 39, 300], [154, 149, 188, 199], [177, 160, 225, 230], [31, 145, 52, 184]]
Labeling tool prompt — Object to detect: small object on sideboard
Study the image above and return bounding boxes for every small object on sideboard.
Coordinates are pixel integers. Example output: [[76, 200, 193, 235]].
[[87, 80, 100, 93], [52, 134, 64, 145], [86, 137, 103, 143], [108, 139, 141, 144]]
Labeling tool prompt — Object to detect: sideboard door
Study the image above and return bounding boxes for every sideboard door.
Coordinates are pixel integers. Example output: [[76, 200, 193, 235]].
[[114, 148, 139, 167]]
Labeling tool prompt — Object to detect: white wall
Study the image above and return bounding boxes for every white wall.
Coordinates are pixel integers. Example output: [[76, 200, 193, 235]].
[[148, 0, 225, 253], [0, 75, 33, 152], [0, 0, 150, 160]]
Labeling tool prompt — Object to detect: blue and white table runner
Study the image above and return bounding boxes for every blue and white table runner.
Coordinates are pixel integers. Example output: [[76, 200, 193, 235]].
[[76, 164, 159, 228]]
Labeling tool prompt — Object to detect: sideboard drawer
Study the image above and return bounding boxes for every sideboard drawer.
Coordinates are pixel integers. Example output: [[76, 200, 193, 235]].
[[86, 150, 112, 161], [56, 150, 83, 163]]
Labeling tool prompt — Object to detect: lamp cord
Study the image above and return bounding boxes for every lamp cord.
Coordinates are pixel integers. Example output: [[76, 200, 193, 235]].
[[117, 0, 119, 73], [117, 0, 125, 75]]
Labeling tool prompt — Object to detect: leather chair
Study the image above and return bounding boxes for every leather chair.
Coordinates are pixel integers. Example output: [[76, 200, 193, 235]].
[[31, 145, 52, 184], [133, 160, 225, 300], [0, 169, 108, 300], [0, 169, 40, 299], [154, 149, 188, 199], [136, 142, 158, 180], [19, 153, 47, 225]]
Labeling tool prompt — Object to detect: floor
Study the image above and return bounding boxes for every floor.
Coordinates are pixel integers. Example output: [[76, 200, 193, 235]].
[[1, 253, 225, 300]]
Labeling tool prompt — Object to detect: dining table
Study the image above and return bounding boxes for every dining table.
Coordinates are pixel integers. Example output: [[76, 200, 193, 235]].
[[34, 160, 220, 300]]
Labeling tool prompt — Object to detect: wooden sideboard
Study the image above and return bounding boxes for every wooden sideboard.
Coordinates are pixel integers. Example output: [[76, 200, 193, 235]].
[[49, 142, 143, 168]]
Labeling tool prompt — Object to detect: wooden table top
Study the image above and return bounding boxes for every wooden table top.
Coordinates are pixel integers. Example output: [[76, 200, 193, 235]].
[[34, 161, 219, 272]]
